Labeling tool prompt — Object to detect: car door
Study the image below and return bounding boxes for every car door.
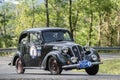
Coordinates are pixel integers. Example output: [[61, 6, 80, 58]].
[[18, 32, 29, 59], [18, 32, 31, 67], [26, 32, 43, 67]]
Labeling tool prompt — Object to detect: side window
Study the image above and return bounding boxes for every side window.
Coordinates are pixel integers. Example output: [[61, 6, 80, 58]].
[[30, 32, 40, 44], [19, 33, 28, 45], [64, 32, 71, 40]]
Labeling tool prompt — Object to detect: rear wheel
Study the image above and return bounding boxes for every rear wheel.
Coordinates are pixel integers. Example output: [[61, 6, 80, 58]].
[[48, 56, 62, 75], [85, 65, 99, 75], [15, 58, 25, 74]]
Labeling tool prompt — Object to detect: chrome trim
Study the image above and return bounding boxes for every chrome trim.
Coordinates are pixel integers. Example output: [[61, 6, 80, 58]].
[[71, 45, 84, 61], [76, 45, 82, 60], [70, 47, 75, 57], [91, 62, 103, 65], [62, 62, 103, 69]]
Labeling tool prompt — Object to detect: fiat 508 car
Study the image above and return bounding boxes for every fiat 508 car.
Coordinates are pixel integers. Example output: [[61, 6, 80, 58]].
[[10, 28, 102, 75]]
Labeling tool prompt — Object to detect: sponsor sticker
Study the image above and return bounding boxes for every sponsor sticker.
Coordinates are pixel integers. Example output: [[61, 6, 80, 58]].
[[37, 47, 41, 57]]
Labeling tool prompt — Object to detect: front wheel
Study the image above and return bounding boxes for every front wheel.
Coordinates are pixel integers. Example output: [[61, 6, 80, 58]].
[[85, 65, 99, 75], [15, 58, 25, 74], [48, 56, 62, 75]]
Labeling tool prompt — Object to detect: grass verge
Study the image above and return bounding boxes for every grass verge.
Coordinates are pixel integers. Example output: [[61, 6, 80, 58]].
[[74, 59, 120, 75], [0, 52, 14, 56], [99, 59, 120, 74]]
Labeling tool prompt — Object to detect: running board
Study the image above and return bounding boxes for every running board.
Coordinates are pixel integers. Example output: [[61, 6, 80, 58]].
[[23, 67, 43, 69]]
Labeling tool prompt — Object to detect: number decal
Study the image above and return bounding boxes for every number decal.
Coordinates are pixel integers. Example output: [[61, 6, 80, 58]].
[[30, 45, 37, 59]]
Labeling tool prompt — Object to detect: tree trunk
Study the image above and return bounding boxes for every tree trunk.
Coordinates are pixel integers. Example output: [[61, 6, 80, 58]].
[[89, 0, 93, 46], [73, 10, 79, 40], [3, 12, 6, 36], [56, 10, 60, 27], [98, 13, 102, 46], [31, 0, 35, 28], [69, 0, 73, 38], [45, 0, 49, 27], [0, 27, 3, 36], [117, 28, 120, 46], [105, 13, 111, 46]]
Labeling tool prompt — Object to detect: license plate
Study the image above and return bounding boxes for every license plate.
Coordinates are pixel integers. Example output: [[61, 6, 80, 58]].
[[79, 60, 92, 68]]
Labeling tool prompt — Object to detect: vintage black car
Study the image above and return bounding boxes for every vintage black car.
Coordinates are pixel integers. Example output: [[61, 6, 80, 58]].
[[11, 28, 102, 75]]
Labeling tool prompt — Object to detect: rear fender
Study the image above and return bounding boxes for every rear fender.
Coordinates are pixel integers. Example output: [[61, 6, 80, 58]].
[[11, 51, 22, 66]]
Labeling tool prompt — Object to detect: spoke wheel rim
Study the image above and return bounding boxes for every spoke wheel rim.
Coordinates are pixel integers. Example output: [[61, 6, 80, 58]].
[[16, 59, 24, 74], [17, 60, 22, 73], [50, 58, 59, 72]]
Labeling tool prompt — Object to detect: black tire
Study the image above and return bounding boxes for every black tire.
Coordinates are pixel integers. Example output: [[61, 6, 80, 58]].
[[85, 65, 99, 75], [48, 56, 62, 75], [15, 58, 25, 74]]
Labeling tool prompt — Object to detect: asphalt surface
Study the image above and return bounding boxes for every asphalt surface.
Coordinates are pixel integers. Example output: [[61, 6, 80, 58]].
[[0, 54, 120, 80]]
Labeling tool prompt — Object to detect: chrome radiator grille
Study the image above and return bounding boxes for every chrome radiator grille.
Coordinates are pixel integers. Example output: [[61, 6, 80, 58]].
[[72, 45, 84, 60]]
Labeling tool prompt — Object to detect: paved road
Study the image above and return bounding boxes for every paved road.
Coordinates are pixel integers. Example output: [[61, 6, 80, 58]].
[[0, 54, 120, 80], [100, 53, 120, 60]]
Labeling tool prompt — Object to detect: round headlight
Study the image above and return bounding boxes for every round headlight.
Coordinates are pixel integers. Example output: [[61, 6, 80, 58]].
[[84, 47, 90, 51], [71, 57, 78, 63], [62, 47, 69, 54], [91, 54, 97, 61]]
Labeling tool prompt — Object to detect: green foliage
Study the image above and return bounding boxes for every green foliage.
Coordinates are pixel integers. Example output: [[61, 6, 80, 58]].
[[0, 37, 4, 48], [0, 35, 14, 48], [0, 0, 120, 48]]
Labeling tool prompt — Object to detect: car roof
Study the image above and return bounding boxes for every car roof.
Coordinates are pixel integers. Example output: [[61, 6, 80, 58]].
[[22, 27, 68, 33]]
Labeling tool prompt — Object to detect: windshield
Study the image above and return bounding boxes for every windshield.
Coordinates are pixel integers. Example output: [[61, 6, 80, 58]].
[[42, 30, 73, 42]]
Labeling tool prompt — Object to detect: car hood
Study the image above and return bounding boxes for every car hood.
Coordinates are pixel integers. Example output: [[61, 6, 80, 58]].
[[44, 41, 78, 47]]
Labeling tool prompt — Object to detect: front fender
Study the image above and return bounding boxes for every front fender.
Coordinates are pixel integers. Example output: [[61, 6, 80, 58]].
[[41, 50, 66, 70], [86, 48, 101, 62]]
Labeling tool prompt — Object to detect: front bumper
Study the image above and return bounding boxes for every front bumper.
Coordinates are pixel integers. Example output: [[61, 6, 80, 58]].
[[62, 60, 103, 69]]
